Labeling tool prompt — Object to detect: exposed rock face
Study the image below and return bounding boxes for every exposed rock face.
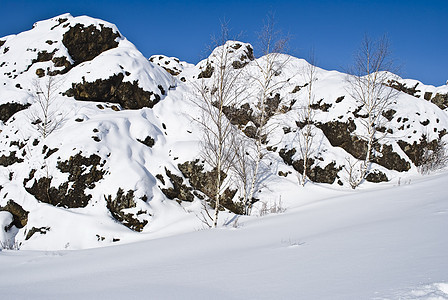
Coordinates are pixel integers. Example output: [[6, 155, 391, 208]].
[[178, 160, 241, 214], [160, 168, 194, 202], [64, 73, 161, 109], [430, 93, 448, 110], [365, 170, 388, 183], [397, 135, 443, 167], [62, 24, 120, 65], [0, 200, 29, 228], [371, 144, 410, 172], [25, 152, 105, 208], [317, 120, 410, 172], [105, 188, 148, 232], [278, 148, 341, 184], [0, 151, 24, 167], [25, 226, 50, 240], [137, 136, 155, 148], [229, 42, 254, 69], [317, 120, 367, 159], [0, 40, 5, 48], [0, 102, 30, 123], [387, 79, 420, 97], [197, 62, 214, 79]]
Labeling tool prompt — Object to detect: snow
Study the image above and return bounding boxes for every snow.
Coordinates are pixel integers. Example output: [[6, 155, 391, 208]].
[[1, 171, 447, 299]]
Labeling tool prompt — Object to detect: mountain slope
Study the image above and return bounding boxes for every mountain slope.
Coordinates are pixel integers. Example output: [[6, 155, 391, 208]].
[[0, 14, 447, 250]]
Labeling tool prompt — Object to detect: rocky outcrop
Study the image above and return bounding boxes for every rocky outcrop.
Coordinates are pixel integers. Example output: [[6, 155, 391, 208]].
[[397, 135, 443, 167], [0, 200, 29, 228], [387, 79, 420, 97], [25, 226, 50, 240], [365, 170, 388, 183], [197, 62, 214, 79], [178, 160, 241, 214], [62, 24, 120, 65], [137, 136, 155, 148], [105, 188, 148, 232], [25, 152, 106, 208], [317, 120, 367, 159], [159, 168, 194, 202], [64, 73, 161, 109], [0, 151, 24, 167], [318, 120, 410, 172], [0, 102, 30, 123], [429, 93, 448, 110], [278, 148, 342, 184]]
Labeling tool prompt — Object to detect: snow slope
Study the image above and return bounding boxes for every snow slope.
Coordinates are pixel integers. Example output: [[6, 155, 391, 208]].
[[0, 171, 447, 299], [0, 14, 448, 251]]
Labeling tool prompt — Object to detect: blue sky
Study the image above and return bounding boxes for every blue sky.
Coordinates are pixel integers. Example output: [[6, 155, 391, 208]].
[[1, 0, 446, 86]]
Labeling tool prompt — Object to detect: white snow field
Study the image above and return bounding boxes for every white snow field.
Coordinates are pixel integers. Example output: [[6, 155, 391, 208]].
[[1, 171, 447, 300]]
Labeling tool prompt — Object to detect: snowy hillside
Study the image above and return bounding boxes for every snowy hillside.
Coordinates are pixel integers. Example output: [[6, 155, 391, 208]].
[[0, 13, 447, 253]]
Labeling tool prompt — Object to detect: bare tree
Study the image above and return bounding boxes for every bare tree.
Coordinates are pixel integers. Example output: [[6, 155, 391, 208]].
[[192, 22, 246, 227], [232, 15, 291, 214], [296, 51, 317, 186], [29, 74, 64, 139], [345, 35, 398, 188]]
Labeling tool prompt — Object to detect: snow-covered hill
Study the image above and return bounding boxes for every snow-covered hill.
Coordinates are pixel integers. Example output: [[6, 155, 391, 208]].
[[0, 14, 447, 251]]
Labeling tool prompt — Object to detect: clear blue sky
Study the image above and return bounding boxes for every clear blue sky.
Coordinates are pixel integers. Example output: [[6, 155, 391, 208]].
[[1, 0, 447, 86]]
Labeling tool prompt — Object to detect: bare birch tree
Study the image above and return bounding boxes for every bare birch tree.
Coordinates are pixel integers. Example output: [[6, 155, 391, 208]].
[[29, 74, 64, 139], [345, 35, 398, 189], [192, 23, 246, 227], [296, 51, 317, 186], [231, 15, 291, 214]]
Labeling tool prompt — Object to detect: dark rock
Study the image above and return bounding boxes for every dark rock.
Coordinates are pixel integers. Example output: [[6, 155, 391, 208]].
[[0, 151, 24, 167], [365, 170, 388, 183], [222, 103, 253, 126], [0, 102, 30, 123], [137, 136, 155, 148], [291, 84, 307, 93], [0, 200, 29, 228], [424, 92, 433, 100], [278, 149, 341, 184], [335, 96, 345, 103], [371, 144, 410, 172], [25, 226, 50, 240], [420, 119, 430, 126], [105, 188, 148, 232], [398, 135, 441, 167], [0, 40, 5, 48], [64, 73, 161, 109], [317, 120, 367, 159], [62, 23, 120, 65], [197, 62, 214, 79], [310, 99, 332, 112], [430, 93, 448, 110], [161, 168, 194, 202], [387, 79, 420, 96], [178, 160, 240, 214], [25, 152, 105, 208], [382, 109, 396, 121], [43, 147, 59, 159], [36, 68, 45, 77]]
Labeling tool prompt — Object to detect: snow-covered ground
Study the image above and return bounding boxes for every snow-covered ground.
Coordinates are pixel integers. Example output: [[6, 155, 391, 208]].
[[1, 171, 447, 299]]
